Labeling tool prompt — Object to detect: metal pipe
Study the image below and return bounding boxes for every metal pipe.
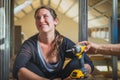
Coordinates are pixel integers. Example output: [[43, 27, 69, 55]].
[[111, 0, 118, 80], [0, 0, 13, 79], [79, 0, 88, 41], [4, 0, 11, 79]]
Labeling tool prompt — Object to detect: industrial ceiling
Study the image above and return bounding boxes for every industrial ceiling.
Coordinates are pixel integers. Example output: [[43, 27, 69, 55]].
[[14, 0, 120, 29]]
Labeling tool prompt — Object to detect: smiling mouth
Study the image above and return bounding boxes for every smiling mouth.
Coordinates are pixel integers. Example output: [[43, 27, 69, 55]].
[[41, 22, 49, 26], [39, 24, 47, 27]]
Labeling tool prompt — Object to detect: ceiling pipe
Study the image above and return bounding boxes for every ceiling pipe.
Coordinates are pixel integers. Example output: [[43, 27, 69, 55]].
[[111, 0, 118, 80], [79, 0, 88, 41]]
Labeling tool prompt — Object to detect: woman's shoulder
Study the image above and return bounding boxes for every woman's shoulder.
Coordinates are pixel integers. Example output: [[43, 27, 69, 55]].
[[28, 33, 38, 40], [62, 37, 75, 49], [22, 33, 38, 46], [63, 37, 75, 45]]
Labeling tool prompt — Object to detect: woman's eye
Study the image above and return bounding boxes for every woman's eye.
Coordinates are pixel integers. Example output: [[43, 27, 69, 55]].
[[44, 15, 49, 18], [36, 16, 40, 20]]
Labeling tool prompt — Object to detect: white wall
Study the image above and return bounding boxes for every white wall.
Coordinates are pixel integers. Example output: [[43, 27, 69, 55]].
[[15, 10, 78, 42]]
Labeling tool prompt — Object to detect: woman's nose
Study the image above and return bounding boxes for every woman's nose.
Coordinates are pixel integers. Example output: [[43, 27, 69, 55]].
[[39, 16, 44, 22]]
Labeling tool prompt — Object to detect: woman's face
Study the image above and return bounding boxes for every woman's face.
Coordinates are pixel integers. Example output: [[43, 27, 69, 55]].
[[35, 8, 58, 33]]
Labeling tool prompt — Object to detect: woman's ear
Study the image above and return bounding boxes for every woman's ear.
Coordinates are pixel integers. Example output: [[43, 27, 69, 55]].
[[54, 18, 59, 25]]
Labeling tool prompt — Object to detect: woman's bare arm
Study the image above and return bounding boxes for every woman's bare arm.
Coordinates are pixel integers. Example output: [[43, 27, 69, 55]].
[[18, 67, 49, 80], [18, 67, 63, 80]]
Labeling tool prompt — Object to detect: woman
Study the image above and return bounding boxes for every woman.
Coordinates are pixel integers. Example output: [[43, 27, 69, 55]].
[[13, 6, 94, 80]]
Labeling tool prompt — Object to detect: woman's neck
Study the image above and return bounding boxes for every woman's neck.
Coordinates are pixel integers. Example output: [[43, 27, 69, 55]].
[[38, 32, 55, 45]]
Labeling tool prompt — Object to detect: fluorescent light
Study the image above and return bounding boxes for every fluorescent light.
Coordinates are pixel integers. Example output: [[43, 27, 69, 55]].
[[14, 0, 32, 14]]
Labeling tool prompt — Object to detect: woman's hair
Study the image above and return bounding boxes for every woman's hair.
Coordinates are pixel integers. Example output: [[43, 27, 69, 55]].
[[35, 6, 63, 55], [54, 30, 64, 54], [34, 6, 57, 19]]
